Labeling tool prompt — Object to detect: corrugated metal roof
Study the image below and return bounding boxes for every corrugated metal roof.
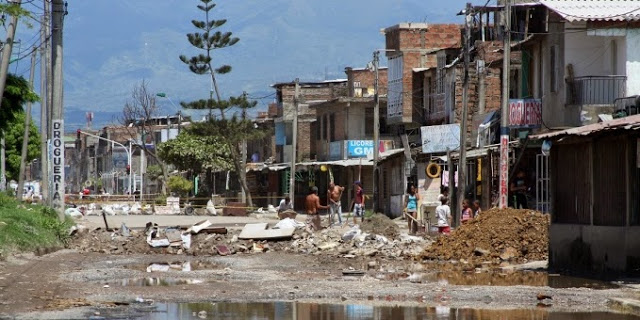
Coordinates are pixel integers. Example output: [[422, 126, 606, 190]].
[[540, 0, 640, 22], [532, 114, 640, 140]]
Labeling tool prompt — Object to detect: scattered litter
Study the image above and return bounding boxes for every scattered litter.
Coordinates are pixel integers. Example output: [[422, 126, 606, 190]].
[[65, 207, 83, 218], [181, 233, 191, 250], [216, 245, 231, 256], [274, 218, 305, 230], [206, 200, 217, 216], [342, 226, 361, 241], [120, 223, 130, 237], [342, 269, 365, 276]]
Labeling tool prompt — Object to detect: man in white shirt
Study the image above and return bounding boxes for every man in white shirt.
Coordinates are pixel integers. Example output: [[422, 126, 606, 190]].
[[435, 197, 451, 234], [277, 196, 296, 219]]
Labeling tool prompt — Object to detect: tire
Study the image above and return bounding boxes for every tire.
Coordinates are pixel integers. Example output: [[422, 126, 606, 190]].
[[184, 206, 194, 215], [426, 162, 442, 178]]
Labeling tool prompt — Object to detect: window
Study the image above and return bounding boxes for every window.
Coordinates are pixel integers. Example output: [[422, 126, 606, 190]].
[[317, 115, 322, 140], [550, 45, 558, 93], [329, 113, 336, 142], [388, 54, 404, 118], [322, 114, 328, 140]]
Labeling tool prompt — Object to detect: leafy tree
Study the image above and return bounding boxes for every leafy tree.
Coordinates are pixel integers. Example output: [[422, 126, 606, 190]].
[[4, 111, 40, 181], [0, 74, 38, 133], [179, 0, 265, 207], [157, 132, 232, 174]]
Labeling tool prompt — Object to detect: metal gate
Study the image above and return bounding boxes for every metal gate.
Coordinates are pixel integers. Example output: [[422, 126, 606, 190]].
[[535, 154, 550, 213]]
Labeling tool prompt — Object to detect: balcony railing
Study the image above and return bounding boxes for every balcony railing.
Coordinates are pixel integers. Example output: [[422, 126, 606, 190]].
[[566, 75, 626, 105]]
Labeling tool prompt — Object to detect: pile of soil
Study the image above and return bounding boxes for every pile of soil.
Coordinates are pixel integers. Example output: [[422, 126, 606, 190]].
[[422, 208, 549, 264], [360, 214, 399, 239]]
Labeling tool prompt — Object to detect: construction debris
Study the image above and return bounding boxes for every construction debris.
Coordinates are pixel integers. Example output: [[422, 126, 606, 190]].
[[238, 223, 295, 240]]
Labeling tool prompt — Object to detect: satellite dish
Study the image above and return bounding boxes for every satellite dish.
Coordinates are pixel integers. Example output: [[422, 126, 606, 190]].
[[366, 61, 375, 72], [541, 140, 552, 156]]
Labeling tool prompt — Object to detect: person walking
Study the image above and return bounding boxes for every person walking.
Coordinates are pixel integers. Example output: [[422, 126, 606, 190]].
[[327, 182, 345, 226], [405, 184, 421, 235]]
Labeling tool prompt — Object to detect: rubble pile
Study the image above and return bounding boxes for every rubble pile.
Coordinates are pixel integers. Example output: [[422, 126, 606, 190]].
[[279, 226, 429, 259], [69, 217, 431, 260], [422, 208, 550, 264], [359, 214, 400, 239]]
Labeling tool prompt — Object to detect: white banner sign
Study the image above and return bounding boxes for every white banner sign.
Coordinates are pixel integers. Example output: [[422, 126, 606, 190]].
[[420, 124, 460, 154], [52, 120, 65, 212]]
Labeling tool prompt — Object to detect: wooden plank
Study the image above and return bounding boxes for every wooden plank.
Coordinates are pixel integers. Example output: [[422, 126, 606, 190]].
[[238, 223, 294, 240]]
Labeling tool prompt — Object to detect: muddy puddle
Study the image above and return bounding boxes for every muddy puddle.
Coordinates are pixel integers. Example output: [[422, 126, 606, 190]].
[[110, 277, 207, 287], [380, 270, 619, 289], [126, 260, 220, 273], [98, 302, 640, 319]]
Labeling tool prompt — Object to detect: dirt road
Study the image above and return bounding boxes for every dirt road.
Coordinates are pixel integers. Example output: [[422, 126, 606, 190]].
[[0, 211, 638, 319], [0, 248, 637, 319]]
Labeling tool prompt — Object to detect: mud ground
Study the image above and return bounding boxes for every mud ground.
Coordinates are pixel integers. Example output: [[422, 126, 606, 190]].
[[0, 249, 637, 320]]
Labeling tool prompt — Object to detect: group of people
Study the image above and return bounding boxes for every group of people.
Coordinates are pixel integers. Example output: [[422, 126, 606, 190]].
[[405, 185, 481, 236], [276, 181, 365, 231]]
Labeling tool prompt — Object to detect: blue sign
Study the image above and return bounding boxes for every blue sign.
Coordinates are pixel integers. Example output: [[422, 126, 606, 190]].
[[347, 140, 374, 158]]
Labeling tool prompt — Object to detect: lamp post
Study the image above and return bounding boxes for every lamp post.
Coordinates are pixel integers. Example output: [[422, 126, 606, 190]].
[[78, 130, 132, 198], [157, 92, 183, 133]]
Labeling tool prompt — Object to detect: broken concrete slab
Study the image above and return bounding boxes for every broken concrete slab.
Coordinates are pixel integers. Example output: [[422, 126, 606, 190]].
[[186, 220, 212, 234], [238, 223, 294, 240]]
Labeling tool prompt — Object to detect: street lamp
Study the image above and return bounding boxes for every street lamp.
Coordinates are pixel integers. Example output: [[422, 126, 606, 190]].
[[78, 130, 132, 198]]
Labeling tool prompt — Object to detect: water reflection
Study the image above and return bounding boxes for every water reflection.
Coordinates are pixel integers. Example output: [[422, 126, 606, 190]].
[[115, 278, 205, 287], [132, 302, 640, 320]]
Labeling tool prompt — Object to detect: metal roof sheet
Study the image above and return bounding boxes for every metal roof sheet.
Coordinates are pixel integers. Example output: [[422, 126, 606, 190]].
[[531, 114, 640, 140], [540, 0, 640, 22]]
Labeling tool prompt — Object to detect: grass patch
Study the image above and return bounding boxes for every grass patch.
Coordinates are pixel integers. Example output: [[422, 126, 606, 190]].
[[0, 193, 73, 256]]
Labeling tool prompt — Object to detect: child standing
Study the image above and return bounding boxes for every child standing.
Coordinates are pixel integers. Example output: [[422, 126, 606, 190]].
[[435, 197, 451, 234], [461, 199, 472, 224]]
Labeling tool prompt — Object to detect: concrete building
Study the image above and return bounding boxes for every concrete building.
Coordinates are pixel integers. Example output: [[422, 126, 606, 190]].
[[534, 114, 640, 275]]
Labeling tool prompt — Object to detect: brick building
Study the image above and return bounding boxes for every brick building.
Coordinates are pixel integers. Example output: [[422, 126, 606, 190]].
[[272, 80, 348, 163], [383, 23, 462, 126]]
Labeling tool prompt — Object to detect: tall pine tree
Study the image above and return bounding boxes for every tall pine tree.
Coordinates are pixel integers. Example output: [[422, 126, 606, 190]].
[[179, 0, 263, 207]]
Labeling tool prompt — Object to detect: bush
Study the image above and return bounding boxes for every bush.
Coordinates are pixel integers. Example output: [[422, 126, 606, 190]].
[[167, 175, 192, 197]]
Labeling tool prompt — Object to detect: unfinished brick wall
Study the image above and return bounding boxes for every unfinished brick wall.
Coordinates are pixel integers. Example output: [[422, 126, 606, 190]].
[[346, 68, 388, 97], [385, 23, 462, 124]]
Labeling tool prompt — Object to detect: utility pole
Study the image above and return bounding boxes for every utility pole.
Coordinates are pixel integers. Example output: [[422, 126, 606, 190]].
[[0, 0, 22, 191], [457, 2, 472, 225], [289, 79, 299, 206], [40, 2, 50, 204], [17, 50, 37, 201], [372, 50, 380, 214], [240, 91, 247, 204], [499, 0, 512, 209], [51, 0, 65, 219]]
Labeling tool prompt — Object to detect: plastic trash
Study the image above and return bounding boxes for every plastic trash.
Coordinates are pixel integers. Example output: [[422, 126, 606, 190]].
[[342, 226, 362, 241]]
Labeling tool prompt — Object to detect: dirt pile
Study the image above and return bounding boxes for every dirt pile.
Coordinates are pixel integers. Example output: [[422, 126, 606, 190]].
[[422, 208, 549, 264], [360, 214, 399, 239]]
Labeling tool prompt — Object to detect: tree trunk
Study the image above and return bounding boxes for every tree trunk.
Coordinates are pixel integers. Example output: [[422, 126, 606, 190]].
[[230, 143, 252, 207]]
